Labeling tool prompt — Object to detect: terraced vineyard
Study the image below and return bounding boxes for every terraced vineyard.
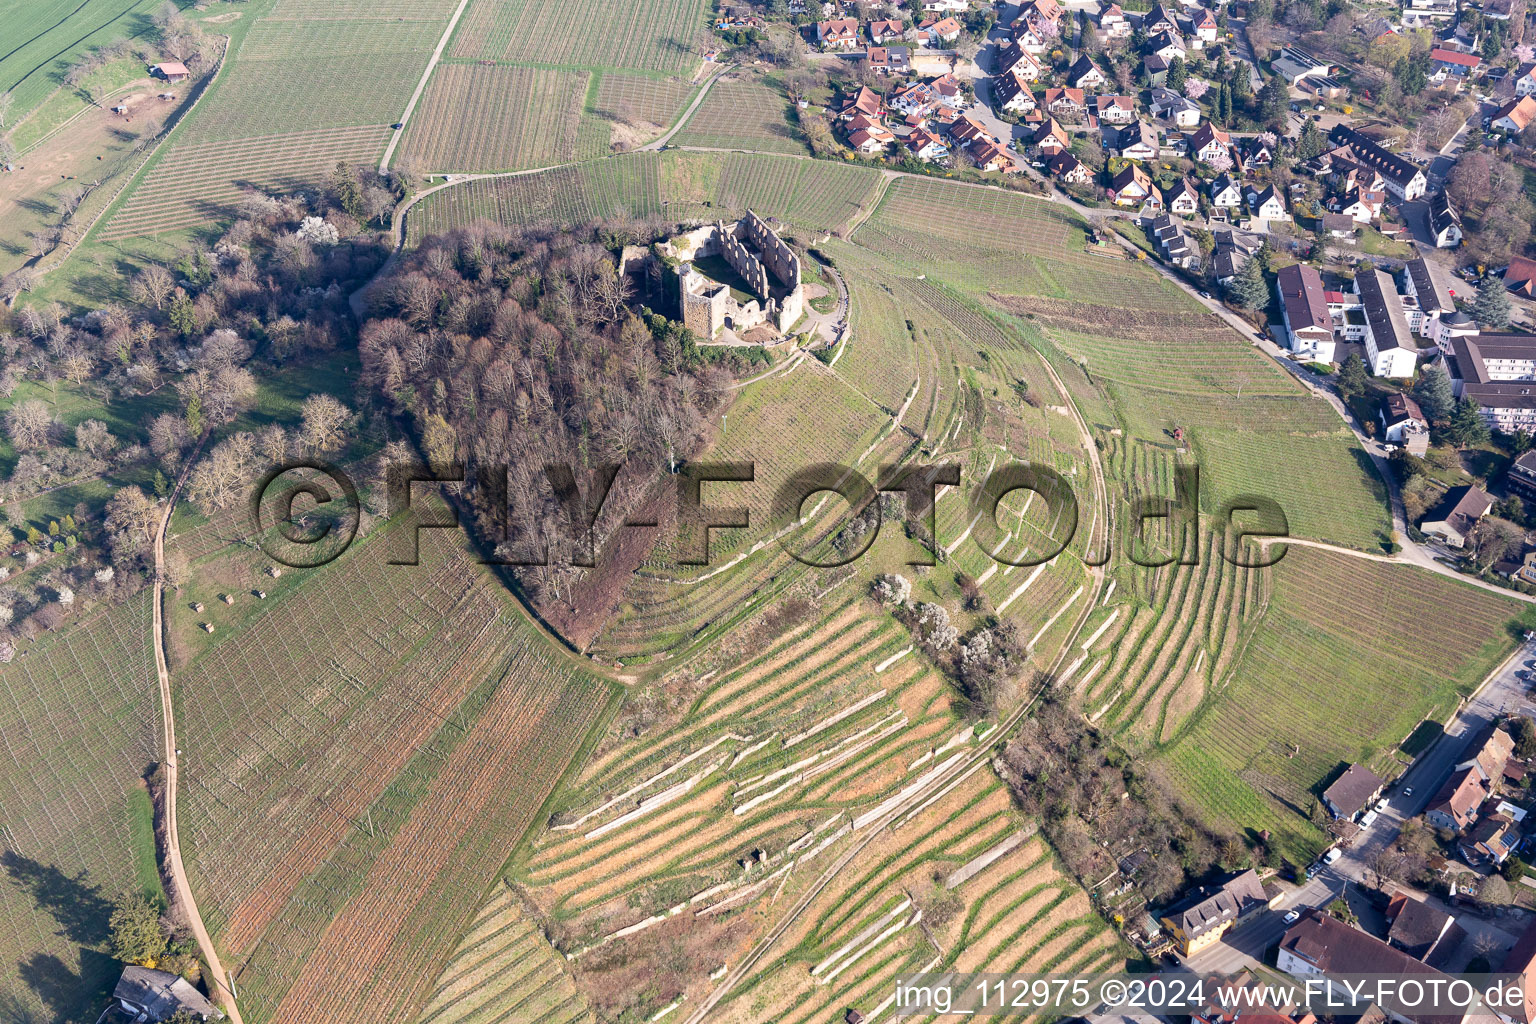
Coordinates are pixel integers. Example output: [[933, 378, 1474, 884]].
[[450, 0, 710, 72], [591, 71, 697, 132], [1160, 546, 1527, 861], [175, 530, 616, 1024], [0, 594, 160, 1024], [399, 64, 589, 171], [519, 594, 1121, 1022], [710, 757, 1126, 1023], [414, 885, 593, 1024]]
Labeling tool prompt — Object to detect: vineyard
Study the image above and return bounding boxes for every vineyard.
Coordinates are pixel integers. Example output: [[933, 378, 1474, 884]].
[[672, 79, 809, 155], [413, 884, 593, 1024], [100, 126, 391, 241], [592, 71, 697, 135], [1159, 546, 1527, 861], [399, 64, 589, 171], [173, 529, 616, 1024], [516, 594, 1117, 1021], [449, 0, 710, 73], [269, 0, 460, 17], [713, 769, 1126, 1024], [0, 595, 161, 1024]]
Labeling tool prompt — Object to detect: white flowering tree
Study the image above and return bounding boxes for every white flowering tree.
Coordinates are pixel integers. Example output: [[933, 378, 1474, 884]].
[[297, 216, 339, 246]]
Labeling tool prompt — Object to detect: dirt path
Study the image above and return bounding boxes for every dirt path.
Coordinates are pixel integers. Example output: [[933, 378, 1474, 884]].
[[378, 0, 474, 174], [640, 65, 730, 152], [152, 437, 244, 1023]]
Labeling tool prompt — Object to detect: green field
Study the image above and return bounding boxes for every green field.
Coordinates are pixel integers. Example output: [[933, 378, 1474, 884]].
[[0, 0, 162, 121], [1159, 546, 1529, 862], [449, 0, 710, 73], [0, 594, 160, 1024]]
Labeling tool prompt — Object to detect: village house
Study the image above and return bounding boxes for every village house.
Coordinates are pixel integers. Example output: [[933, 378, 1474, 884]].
[[905, 126, 949, 161], [1462, 812, 1521, 867], [108, 966, 222, 1023], [1428, 192, 1462, 248], [1044, 86, 1086, 121], [865, 45, 912, 75], [1425, 724, 1510, 825], [1094, 94, 1136, 124], [1068, 55, 1108, 91], [949, 113, 999, 150], [1277, 263, 1337, 362], [1248, 184, 1289, 222], [1048, 151, 1091, 184], [868, 18, 904, 43], [1403, 0, 1458, 24], [1492, 96, 1536, 135], [1011, 16, 1054, 53], [1097, 0, 1131, 37], [929, 72, 965, 111], [1143, 53, 1171, 88], [1147, 30, 1187, 61], [1429, 47, 1482, 88], [971, 139, 1020, 173], [1384, 893, 1463, 967], [1506, 256, 1536, 300], [817, 18, 860, 48], [1321, 763, 1386, 820], [921, 0, 968, 10], [1280, 910, 1470, 1024], [1158, 869, 1271, 957], [1142, 3, 1179, 34], [916, 15, 963, 45], [1516, 63, 1536, 97], [1149, 213, 1202, 269], [993, 72, 1038, 112], [1032, 117, 1071, 155], [1187, 6, 1218, 45], [841, 85, 883, 121], [1151, 86, 1201, 127], [1163, 177, 1200, 215], [1208, 173, 1243, 210], [1189, 123, 1232, 164], [1113, 120, 1160, 160], [890, 80, 939, 117], [1332, 185, 1385, 224], [1210, 230, 1257, 284], [1357, 268, 1419, 377], [994, 41, 1042, 80], [1380, 393, 1430, 455], [1108, 162, 1154, 206]]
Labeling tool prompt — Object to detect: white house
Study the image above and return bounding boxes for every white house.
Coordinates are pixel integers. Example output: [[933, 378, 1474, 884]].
[[1357, 268, 1419, 377], [1277, 263, 1337, 362], [1208, 174, 1243, 210], [994, 72, 1038, 112], [1380, 393, 1430, 455], [1151, 86, 1201, 127], [1188, 123, 1231, 163], [1247, 184, 1288, 222]]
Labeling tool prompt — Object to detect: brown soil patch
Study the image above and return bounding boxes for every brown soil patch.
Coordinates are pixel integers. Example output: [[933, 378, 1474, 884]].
[[610, 119, 664, 150], [204, 11, 244, 21]]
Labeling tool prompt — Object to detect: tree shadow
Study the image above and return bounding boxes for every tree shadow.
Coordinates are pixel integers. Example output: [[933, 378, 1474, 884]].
[[1, 852, 111, 947], [16, 954, 82, 1024], [0, 987, 47, 1024]]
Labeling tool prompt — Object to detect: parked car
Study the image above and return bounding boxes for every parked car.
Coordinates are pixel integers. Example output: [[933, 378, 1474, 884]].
[[1402, 786, 1414, 798], [1323, 848, 1342, 865], [1283, 909, 1301, 924]]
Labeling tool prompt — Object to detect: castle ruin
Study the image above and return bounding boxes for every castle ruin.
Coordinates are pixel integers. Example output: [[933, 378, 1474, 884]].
[[664, 210, 804, 339]]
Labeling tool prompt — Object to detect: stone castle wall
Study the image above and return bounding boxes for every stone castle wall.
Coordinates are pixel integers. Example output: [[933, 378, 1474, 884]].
[[740, 209, 800, 288], [719, 224, 771, 300]]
